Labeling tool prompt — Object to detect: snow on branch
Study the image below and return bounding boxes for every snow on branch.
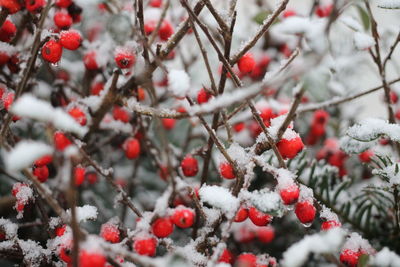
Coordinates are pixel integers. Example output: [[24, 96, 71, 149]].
[[346, 118, 400, 142], [281, 228, 346, 267], [377, 0, 400, 9], [5, 141, 53, 171]]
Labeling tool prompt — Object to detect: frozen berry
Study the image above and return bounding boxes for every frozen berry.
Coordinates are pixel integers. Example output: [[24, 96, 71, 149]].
[[0, 20, 16, 42], [74, 166, 85, 186], [84, 51, 99, 70], [149, 0, 162, 7], [283, 9, 296, 18], [59, 244, 72, 263], [172, 207, 195, 228], [295, 201, 316, 224], [3, 91, 14, 110], [234, 207, 248, 222], [12, 182, 27, 197], [359, 150, 374, 163], [34, 155, 53, 166], [54, 11, 73, 30], [340, 249, 362, 267], [90, 82, 104, 96], [42, 40, 63, 63], [0, 0, 22, 14], [233, 122, 245, 132], [86, 172, 98, 184], [55, 225, 66, 236], [159, 20, 174, 41], [54, 131, 72, 151], [144, 20, 157, 35], [33, 165, 49, 183], [161, 118, 176, 130], [276, 136, 304, 159], [237, 53, 256, 74], [218, 249, 234, 264], [257, 226, 275, 243], [123, 138, 141, 159], [100, 223, 120, 243], [248, 207, 272, 226], [197, 88, 212, 104], [279, 184, 300, 205], [315, 4, 333, 18], [68, 106, 87, 126], [114, 48, 135, 69], [79, 250, 107, 267], [25, 0, 46, 13], [55, 0, 72, 8], [60, 30, 82, 50], [321, 220, 341, 231], [112, 106, 130, 123], [236, 253, 257, 267], [152, 217, 174, 238], [133, 238, 157, 256], [181, 155, 198, 177], [219, 162, 235, 179]]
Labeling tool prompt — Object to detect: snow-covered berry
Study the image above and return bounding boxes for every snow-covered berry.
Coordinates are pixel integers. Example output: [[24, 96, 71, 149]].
[[279, 184, 300, 205], [133, 238, 157, 256], [237, 53, 256, 74], [123, 137, 141, 159], [79, 250, 107, 267], [219, 162, 235, 179], [234, 207, 248, 222], [54, 11, 73, 30], [100, 223, 120, 243], [172, 207, 195, 228], [181, 155, 198, 177], [68, 106, 87, 126], [33, 165, 49, 183], [60, 30, 82, 50], [152, 217, 174, 238], [54, 131, 72, 151], [295, 201, 316, 224], [276, 136, 305, 159], [41, 40, 63, 63], [248, 207, 272, 226]]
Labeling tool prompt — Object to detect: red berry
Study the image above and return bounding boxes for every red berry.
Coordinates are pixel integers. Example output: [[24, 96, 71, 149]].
[[90, 82, 104, 96], [152, 217, 174, 238], [197, 88, 212, 104], [25, 0, 46, 13], [34, 155, 53, 166], [144, 20, 157, 35], [114, 48, 135, 69], [159, 20, 174, 41], [218, 249, 234, 264], [257, 226, 275, 243], [55, 225, 66, 236], [123, 138, 141, 159], [60, 30, 82, 50], [315, 4, 333, 18], [259, 107, 274, 121], [59, 244, 72, 263], [321, 220, 341, 231], [54, 131, 72, 151], [137, 87, 146, 101], [79, 250, 107, 267], [12, 182, 27, 197], [74, 166, 85, 186], [112, 106, 130, 123], [0, 0, 22, 14], [149, 0, 162, 7], [279, 184, 300, 205], [340, 249, 362, 267], [158, 165, 169, 181], [248, 207, 272, 226], [295, 201, 316, 224], [84, 51, 99, 70], [236, 253, 257, 267], [54, 11, 73, 30], [33, 165, 49, 183], [359, 150, 374, 163], [313, 110, 329, 125], [172, 207, 195, 228], [55, 0, 72, 8], [0, 51, 10, 65], [161, 118, 176, 130], [133, 238, 157, 256], [276, 136, 305, 159], [283, 9, 296, 18], [219, 162, 235, 179], [234, 207, 248, 222], [3, 91, 14, 110], [181, 155, 198, 177], [0, 231, 5, 241], [233, 122, 245, 132], [0, 20, 16, 42], [100, 223, 120, 243], [86, 172, 98, 184], [391, 91, 398, 104], [68, 106, 87, 126], [16, 200, 25, 212], [41, 40, 63, 63], [237, 53, 256, 74]]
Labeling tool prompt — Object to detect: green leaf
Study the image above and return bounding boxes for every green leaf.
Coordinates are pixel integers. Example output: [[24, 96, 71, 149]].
[[253, 11, 271, 25], [356, 5, 370, 30], [357, 254, 370, 267]]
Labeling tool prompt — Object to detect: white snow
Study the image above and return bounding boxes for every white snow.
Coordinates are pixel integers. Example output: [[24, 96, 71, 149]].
[[199, 185, 239, 217], [168, 69, 190, 98], [371, 247, 400, 266], [347, 118, 400, 142], [5, 141, 53, 171], [246, 189, 282, 214], [377, 0, 400, 9], [353, 32, 375, 50], [11, 94, 88, 137], [281, 228, 346, 267], [67, 205, 98, 223], [0, 218, 18, 239], [342, 232, 374, 254]]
